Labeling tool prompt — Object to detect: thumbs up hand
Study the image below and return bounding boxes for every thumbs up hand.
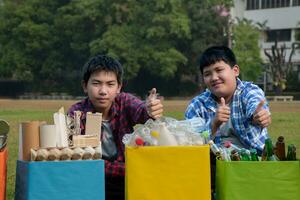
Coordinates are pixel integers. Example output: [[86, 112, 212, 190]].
[[252, 99, 271, 128], [146, 88, 163, 119], [212, 97, 230, 135]]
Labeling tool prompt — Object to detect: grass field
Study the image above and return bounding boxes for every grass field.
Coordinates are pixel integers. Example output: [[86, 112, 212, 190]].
[[1, 99, 300, 199]]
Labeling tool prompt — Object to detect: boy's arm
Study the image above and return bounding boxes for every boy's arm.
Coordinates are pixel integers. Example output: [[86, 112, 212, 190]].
[[242, 86, 271, 153], [244, 86, 271, 128]]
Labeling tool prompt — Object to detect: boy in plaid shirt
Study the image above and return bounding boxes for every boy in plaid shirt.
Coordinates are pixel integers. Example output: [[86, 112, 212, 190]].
[[68, 54, 163, 200], [185, 46, 271, 194]]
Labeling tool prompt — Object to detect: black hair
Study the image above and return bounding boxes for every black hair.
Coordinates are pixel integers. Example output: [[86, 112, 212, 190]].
[[82, 54, 123, 84], [199, 46, 237, 74]]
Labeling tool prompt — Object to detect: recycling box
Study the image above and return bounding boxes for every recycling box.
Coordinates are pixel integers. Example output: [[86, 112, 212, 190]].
[[0, 149, 7, 200], [125, 145, 211, 200], [15, 160, 105, 200], [216, 159, 300, 200]]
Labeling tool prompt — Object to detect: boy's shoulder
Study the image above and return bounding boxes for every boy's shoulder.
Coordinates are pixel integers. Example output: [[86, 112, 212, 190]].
[[237, 80, 264, 95], [68, 97, 90, 114], [188, 89, 213, 107]]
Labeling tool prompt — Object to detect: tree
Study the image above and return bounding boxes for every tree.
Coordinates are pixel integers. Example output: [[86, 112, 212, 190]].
[[0, 0, 233, 96], [178, 0, 231, 76], [264, 41, 300, 94], [295, 23, 300, 41], [232, 18, 262, 81], [89, 0, 190, 80], [0, 0, 76, 93]]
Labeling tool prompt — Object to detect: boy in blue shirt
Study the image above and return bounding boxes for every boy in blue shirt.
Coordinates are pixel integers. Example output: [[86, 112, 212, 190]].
[[185, 46, 272, 193]]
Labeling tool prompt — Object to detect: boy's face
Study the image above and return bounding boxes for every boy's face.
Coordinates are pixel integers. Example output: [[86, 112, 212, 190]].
[[202, 61, 239, 102], [83, 70, 121, 112]]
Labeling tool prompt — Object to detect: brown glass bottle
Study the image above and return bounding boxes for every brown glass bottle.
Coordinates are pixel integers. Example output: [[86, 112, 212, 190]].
[[230, 149, 241, 161], [275, 136, 286, 160]]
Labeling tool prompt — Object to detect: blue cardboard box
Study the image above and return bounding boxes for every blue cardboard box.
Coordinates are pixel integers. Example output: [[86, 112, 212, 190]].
[[15, 160, 105, 200]]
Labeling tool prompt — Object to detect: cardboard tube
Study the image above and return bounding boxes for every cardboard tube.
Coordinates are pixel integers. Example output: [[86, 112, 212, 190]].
[[21, 121, 41, 161], [0, 148, 7, 199], [40, 125, 56, 148]]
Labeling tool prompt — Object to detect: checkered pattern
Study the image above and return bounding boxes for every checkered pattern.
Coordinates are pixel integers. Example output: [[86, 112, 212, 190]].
[[185, 78, 270, 154], [68, 93, 150, 177]]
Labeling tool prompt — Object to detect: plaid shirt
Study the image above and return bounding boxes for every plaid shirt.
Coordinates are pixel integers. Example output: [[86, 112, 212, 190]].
[[185, 78, 269, 154], [68, 92, 150, 177]]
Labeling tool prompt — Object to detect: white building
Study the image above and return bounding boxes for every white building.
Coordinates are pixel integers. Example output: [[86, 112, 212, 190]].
[[231, 0, 300, 84]]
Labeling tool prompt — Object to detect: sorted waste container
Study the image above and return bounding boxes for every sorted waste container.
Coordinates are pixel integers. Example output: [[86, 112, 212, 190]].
[[216, 159, 300, 200], [125, 145, 211, 200], [15, 160, 105, 200]]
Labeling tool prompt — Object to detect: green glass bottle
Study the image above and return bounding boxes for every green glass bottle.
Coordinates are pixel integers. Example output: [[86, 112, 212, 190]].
[[240, 148, 251, 161], [265, 138, 277, 161], [250, 149, 259, 161], [286, 144, 296, 161]]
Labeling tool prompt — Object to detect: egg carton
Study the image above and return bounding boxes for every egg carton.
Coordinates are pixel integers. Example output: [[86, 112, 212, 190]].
[[30, 145, 102, 162]]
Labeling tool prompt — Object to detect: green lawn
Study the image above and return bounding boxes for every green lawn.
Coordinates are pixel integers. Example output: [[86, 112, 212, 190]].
[[1, 108, 300, 199]]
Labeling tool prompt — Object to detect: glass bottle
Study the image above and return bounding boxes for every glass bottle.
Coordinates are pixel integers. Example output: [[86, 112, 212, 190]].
[[208, 140, 221, 156], [286, 144, 296, 161], [250, 149, 259, 161], [265, 138, 277, 161], [230, 149, 241, 161], [275, 136, 286, 161], [240, 148, 251, 161]]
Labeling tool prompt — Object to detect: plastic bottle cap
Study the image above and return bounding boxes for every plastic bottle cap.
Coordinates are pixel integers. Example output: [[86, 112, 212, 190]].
[[223, 141, 232, 148], [202, 131, 209, 138], [135, 137, 144, 146], [143, 141, 151, 146], [150, 131, 160, 138], [208, 140, 214, 145]]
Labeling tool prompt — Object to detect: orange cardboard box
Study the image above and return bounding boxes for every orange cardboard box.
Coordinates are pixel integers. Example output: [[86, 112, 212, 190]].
[[0, 148, 7, 200]]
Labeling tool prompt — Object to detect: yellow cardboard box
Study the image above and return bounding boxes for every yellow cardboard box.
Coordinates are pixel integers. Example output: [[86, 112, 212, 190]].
[[126, 145, 211, 200]]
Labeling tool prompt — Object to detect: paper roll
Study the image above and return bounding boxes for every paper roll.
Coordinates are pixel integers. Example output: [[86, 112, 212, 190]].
[[18, 124, 23, 160], [21, 121, 43, 161], [40, 125, 57, 148], [54, 108, 68, 147]]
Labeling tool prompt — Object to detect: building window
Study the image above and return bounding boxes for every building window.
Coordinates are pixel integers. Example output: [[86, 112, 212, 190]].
[[265, 29, 291, 42], [246, 0, 260, 10], [262, 0, 291, 8], [293, 0, 300, 6]]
